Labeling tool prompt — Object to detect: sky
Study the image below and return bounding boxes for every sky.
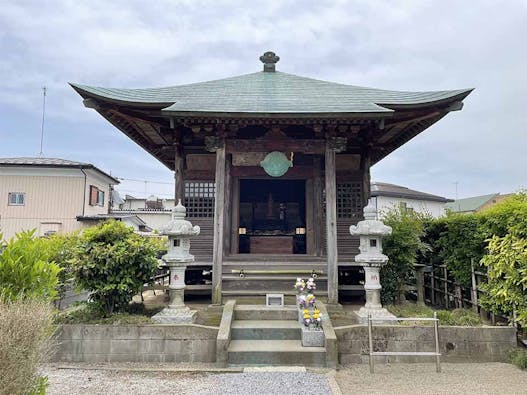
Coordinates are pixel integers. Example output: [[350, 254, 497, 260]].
[[1, 0, 526, 200]]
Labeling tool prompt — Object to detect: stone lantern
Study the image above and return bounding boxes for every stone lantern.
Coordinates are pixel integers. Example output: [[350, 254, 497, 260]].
[[152, 200, 200, 323], [349, 203, 396, 324]]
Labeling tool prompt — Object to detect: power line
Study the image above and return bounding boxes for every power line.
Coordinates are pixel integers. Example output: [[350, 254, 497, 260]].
[[117, 177, 173, 185]]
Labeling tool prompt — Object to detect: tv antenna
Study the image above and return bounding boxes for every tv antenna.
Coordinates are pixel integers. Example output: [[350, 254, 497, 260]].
[[39, 86, 47, 157]]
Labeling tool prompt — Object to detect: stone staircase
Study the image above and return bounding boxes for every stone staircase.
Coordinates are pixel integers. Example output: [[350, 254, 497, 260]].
[[225, 304, 328, 366]]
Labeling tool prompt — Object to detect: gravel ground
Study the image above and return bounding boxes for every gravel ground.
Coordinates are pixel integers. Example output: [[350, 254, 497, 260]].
[[43, 362, 527, 394], [336, 363, 527, 395], [42, 365, 332, 395]]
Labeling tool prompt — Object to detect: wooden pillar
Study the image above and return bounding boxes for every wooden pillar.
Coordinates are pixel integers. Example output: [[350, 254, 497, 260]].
[[174, 141, 184, 202], [305, 179, 315, 255], [313, 156, 324, 256], [230, 177, 240, 255], [360, 148, 371, 207], [212, 142, 226, 305], [325, 143, 338, 305], [224, 154, 232, 255]]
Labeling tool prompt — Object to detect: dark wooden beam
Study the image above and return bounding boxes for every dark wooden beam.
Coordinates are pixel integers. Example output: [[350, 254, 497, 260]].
[[173, 135, 184, 202], [225, 139, 326, 154], [231, 166, 314, 178]]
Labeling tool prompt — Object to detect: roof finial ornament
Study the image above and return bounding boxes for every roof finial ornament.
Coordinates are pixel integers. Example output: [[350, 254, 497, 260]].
[[260, 51, 279, 72]]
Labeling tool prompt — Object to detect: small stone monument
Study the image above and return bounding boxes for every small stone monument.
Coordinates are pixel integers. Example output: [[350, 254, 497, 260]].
[[152, 200, 200, 323], [349, 203, 396, 324]]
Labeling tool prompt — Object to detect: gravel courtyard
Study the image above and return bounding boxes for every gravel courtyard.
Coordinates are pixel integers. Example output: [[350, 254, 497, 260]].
[[43, 363, 527, 395]]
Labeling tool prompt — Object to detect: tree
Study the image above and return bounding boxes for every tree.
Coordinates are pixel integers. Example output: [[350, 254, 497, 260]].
[[72, 220, 159, 314], [380, 206, 429, 304]]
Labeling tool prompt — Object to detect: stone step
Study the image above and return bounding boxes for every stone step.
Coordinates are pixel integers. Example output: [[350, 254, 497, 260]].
[[231, 320, 301, 340], [234, 305, 298, 321], [228, 340, 326, 366]]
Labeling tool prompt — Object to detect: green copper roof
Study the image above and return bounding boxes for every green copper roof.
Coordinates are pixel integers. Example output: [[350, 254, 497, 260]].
[[71, 71, 472, 115], [445, 193, 499, 213]]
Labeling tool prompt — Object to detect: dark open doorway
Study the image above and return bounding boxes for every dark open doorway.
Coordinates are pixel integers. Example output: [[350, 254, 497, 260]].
[[238, 179, 306, 254]]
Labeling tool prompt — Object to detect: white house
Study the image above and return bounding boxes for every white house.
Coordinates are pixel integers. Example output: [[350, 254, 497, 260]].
[[0, 157, 120, 239], [370, 182, 452, 218]]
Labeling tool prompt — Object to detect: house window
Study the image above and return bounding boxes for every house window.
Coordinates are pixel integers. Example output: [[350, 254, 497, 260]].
[[184, 181, 215, 218], [89, 186, 105, 206], [8, 192, 25, 206], [400, 202, 414, 214]]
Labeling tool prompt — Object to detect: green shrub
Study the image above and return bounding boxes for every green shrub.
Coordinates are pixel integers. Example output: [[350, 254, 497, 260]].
[[380, 206, 430, 304], [0, 230, 60, 301], [54, 301, 154, 325], [481, 192, 527, 238], [435, 214, 486, 287], [509, 348, 527, 370], [480, 234, 527, 326], [44, 233, 78, 308], [387, 304, 482, 326], [72, 220, 159, 315], [0, 297, 55, 395]]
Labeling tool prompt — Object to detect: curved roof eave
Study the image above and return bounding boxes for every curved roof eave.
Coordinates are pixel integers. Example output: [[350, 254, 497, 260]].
[[70, 72, 473, 115], [69, 83, 175, 109]]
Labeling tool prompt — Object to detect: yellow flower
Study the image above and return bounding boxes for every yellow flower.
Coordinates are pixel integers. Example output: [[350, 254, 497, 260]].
[[303, 309, 309, 314], [314, 309, 320, 315]]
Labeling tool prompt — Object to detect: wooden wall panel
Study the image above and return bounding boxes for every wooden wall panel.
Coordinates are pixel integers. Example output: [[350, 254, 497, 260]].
[[188, 218, 214, 262]]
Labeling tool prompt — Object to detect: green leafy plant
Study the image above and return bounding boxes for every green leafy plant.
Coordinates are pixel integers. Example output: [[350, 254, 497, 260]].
[[509, 348, 527, 370], [387, 304, 482, 326], [435, 213, 486, 287], [480, 234, 527, 326], [380, 206, 430, 304], [0, 230, 60, 301], [72, 220, 159, 315], [44, 233, 78, 308]]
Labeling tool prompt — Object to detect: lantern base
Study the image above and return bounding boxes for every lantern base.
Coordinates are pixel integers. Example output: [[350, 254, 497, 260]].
[[355, 307, 396, 325], [151, 306, 197, 324]]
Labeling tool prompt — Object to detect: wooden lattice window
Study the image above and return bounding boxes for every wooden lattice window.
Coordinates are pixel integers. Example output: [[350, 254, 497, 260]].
[[336, 182, 362, 219], [184, 182, 215, 218]]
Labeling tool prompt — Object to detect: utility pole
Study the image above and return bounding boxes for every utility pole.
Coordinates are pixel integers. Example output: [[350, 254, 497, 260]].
[[39, 87, 47, 156]]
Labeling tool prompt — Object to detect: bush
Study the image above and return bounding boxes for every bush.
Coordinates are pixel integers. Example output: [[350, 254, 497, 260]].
[[54, 301, 155, 325], [509, 348, 527, 370], [72, 220, 159, 315], [0, 297, 55, 395], [480, 234, 527, 326], [387, 303, 482, 326], [434, 214, 486, 287], [0, 230, 60, 301], [44, 233, 78, 308], [380, 206, 430, 304]]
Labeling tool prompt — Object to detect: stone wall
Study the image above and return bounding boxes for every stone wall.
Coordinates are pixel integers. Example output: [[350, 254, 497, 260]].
[[54, 324, 218, 363], [335, 325, 517, 365]]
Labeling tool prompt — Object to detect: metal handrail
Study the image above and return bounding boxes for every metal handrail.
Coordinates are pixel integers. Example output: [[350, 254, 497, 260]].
[[368, 312, 441, 374]]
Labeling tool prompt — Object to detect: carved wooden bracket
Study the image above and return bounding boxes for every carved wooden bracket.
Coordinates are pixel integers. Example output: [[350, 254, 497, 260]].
[[205, 136, 225, 152], [327, 137, 347, 153]]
